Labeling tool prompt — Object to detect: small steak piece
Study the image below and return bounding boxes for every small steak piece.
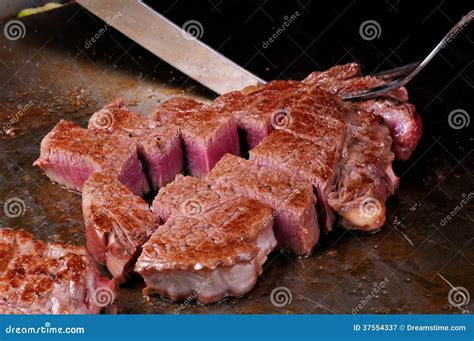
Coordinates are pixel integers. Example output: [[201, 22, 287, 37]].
[[136, 201, 276, 304], [151, 97, 240, 178], [82, 172, 160, 281], [250, 130, 340, 231], [303, 62, 422, 160], [0, 228, 115, 314], [213, 80, 302, 149], [357, 99, 422, 160], [208, 154, 319, 256], [88, 99, 183, 189], [303, 62, 361, 83], [328, 107, 398, 231], [152, 174, 231, 222], [34, 120, 149, 196]]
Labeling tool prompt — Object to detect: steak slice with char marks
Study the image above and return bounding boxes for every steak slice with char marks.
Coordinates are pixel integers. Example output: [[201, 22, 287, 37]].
[[82, 172, 160, 281], [303, 63, 422, 160], [0, 228, 115, 314], [33, 120, 149, 196], [150, 97, 240, 178], [328, 106, 398, 231], [88, 99, 183, 190], [250, 130, 340, 231], [208, 154, 318, 256], [213, 80, 303, 150], [139, 175, 277, 304], [357, 99, 422, 160]]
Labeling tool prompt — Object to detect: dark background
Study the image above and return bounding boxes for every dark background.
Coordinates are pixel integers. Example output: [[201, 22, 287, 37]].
[[0, 0, 472, 314]]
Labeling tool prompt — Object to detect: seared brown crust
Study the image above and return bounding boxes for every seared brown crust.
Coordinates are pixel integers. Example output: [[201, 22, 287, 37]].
[[0, 228, 114, 314], [144, 175, 273, 271], [250, 130, 339, 185], [82, 172, 160, 280], [36, 120, 135, 171], [151, 97, 234, 142]]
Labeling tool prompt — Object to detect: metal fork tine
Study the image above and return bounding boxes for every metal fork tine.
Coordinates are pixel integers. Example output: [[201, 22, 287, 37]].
[[345, 10, 473, 101], [371, 61, 420, 79]]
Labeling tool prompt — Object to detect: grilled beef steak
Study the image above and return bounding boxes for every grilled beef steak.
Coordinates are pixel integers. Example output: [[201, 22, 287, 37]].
[[151, 97, 240, 178], [208, 154, 319, 255], [88, 99, 183, 190], [82, 171, 160, 281], [138, 176, 277, 303], [0, 229, 114, 314], [32, 63, 423, 306], [303, 62, 422, 160], [34, 120, 149, 196]]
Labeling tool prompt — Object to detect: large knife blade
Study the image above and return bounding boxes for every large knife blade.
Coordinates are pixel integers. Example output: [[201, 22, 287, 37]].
[[76, 0, 265, 95]]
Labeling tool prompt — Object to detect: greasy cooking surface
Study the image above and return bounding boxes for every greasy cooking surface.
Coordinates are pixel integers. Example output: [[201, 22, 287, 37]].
[[0, 3, 473, 313]]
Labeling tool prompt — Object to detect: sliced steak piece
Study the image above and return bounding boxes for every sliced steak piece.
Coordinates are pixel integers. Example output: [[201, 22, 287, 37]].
[[152, 174, 231, 223], [328, 107, 398, 231], [0, 228, 115, 314], [33, 120, 149, 196], [136, 202, 276, 304], [150, 97, 240, 178], [207, 154, 319, 255], [303, 62, 361, 83], [82, 171, 160, 281], [357, 99, 422, 160], [249, 130, 340, 231], [88, 99, 183, 190], [303, 63, 422, 160], [213, 80, 302, 150]]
